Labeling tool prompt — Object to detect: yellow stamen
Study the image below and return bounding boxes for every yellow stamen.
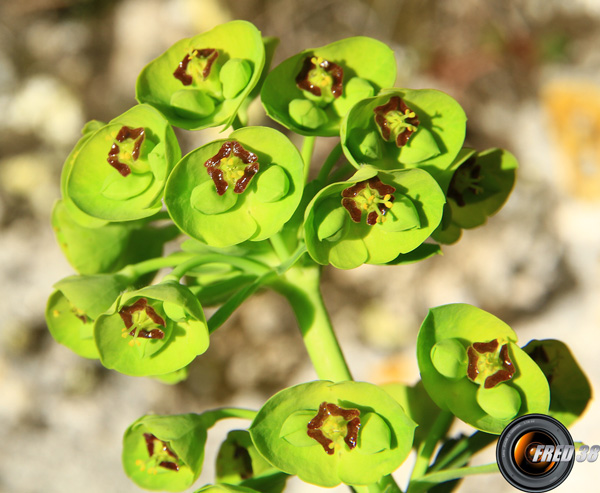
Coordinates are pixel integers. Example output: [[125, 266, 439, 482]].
[[52, 310, 59, 317], [384, 201, 393, 208], [128, 339, 135, 347], [362, 203, 368, 210], [383, 194, 391, 201]]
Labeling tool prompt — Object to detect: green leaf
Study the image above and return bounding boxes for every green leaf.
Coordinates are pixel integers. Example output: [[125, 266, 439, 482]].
[[65, 104, 181, 221], [304, 166, 445, 269], [523, 339, 592, 427], [165, 126, 304, 247], [261, 37, 396, 136], [136, 20, 265, 130], [249, 380, 415, 487], [416, 304, 550, 434], [341, 89, 466, 178], [123, 413, 207, 491]]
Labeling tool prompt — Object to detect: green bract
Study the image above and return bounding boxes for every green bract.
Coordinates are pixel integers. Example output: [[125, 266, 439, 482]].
[[381, 380, 441, 449], [45, 274, 129, 359], [123, 413, 207, 491], [341, 89, 466, 178], [94, 281, 209, 376], [249, 380, 416, 487], [523, 339, 592, 427], [165, 126, 304, 247], [216, 430, 288, 493], [51, 200, 172, 275], [433, 148, 518, 244], [304, 165, 445, 269], [261, 37, 396, 136], [416, 304, 550, 434], [136, 20, 264, 130], [64, 104, 181, 221]]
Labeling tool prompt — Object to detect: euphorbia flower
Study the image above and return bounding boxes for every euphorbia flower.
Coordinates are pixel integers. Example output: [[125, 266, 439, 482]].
[[417, 304, 550, 434], [64, 104, 181, 221], [433, 148, 518, 244], [249, 380, 415, 487], [341, 89, 466, 180], [136, 20, 265, 130], [165, 126, 304, 247], [304, 165, 445, 269], [94, 281, 209, 376], [523, 339, 592, 427], [45, 273, 129, 359], [123, 413, 208, 491], [261, 37, 396, 136]]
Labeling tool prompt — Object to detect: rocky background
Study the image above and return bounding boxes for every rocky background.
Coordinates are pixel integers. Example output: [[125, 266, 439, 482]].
[[1, 0, 600, 492]]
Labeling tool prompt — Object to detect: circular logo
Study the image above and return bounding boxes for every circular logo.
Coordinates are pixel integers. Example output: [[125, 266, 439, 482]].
[[497, 414, 574, 492]]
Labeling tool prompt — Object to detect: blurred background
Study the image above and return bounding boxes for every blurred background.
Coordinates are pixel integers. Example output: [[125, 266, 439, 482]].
[[1, 0, 599, 491]]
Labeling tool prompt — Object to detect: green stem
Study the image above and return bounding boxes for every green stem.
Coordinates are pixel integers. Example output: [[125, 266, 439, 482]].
[[162, 254, 270, 282], [118, 252, 196, 281], [328, 162, 355, 184], [409, 410, 454, 483], [301, 135, 317, 181], [274, 263, 352, 381], [429, 431, 497, 472], [316, 142, 343, 184], [201, 407, 258, 428], [410, 463, 499, 491]]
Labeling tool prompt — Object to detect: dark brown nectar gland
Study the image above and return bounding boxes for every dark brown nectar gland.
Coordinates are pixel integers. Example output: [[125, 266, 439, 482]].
[[446, 156, 484, 207], [467, 339, 516, 389], [119, 298, 166, 347], [204, 141, 259, 195], [173, 48, 219, 86], [135, 433, 180, 474], [296, 56, 343, 99], [373, 96, 420, 147], [307, 402, 361, 455], [107, 126, 145, 177], [341, 176, 395, 225]]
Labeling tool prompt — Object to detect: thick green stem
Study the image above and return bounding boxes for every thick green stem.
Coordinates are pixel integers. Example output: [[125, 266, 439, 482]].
[[301, 135, 317, 181], [275, 263, 352, 382], [409, 410, 454, 483]]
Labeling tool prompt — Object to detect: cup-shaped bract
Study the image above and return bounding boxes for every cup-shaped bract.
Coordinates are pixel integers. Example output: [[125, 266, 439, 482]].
[[94, 281, 209, 376], [433, 148, 518, 244], [341, 89, 466, 179], [64, 104, 181, 221], [123, 413, 207, 491], [249, 380, 416, 488], [417, 304, 550, 434], [261, 37, 396, 136], [51, 200, 172, 275], [165, 126, 304, 247], [304, 165, 445, 269], [523, 339, 592, 427], [216, 430, 288, 493], [45, 274, 129, 359], [136, 20, 265, 130]]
